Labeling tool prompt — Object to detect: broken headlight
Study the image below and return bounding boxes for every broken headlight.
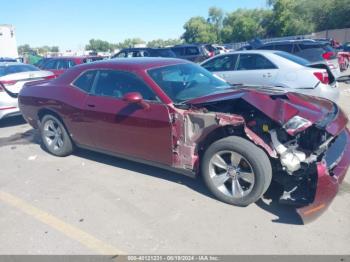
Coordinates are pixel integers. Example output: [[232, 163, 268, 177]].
[[283, 116, 312, 135]]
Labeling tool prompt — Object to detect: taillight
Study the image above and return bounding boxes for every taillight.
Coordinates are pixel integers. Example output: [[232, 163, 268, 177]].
[[0, 80, 17, 86], [313, 72, 329, 84], [44, 75, 56, 80], [322, 52, 335, 60]]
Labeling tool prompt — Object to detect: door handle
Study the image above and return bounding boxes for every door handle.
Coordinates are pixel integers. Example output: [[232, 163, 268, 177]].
[[87, 104, 96, 108]]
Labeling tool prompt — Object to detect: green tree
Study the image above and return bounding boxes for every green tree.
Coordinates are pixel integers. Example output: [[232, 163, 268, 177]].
[[147, 38, 182, 48], [116, 38, 146, 49], [267, 0, 314, 36], [18, 44, 33, 55], [221, 9, 271, 42], [182, 16, 217, 43], [306, 0, 350, 31], [208, 7, 224, 42], [86, 39, 113, 52], [51, 46, 59, 52]]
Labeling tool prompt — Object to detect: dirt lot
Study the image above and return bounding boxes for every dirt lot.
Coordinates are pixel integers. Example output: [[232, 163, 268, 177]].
[[0, 82, 350, 255]]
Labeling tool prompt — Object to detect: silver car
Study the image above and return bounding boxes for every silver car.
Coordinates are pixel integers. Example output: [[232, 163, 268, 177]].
[[0, 62, 54, 120], [201, 50, 339, 103]]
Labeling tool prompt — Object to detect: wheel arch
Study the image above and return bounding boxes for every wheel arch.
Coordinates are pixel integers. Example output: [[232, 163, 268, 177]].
[[37, 108, 73, 142]]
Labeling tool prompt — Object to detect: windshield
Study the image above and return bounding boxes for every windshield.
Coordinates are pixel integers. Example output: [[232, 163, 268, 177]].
[[274, 51, 310, 66], [148, 63, 230, 103], [0, 64, 39, 77]]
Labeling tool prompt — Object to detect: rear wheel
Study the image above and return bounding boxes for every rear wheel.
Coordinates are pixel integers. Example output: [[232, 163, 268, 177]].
[[201, 136, 272, 206], [40, 114, 74, 157]]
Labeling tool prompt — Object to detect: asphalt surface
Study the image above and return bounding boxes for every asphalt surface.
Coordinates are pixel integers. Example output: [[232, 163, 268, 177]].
[[0, 80, 350, 255]]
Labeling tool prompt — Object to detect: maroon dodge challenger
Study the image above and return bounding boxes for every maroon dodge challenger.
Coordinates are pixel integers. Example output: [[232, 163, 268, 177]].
[[18, 58, 350, 223]]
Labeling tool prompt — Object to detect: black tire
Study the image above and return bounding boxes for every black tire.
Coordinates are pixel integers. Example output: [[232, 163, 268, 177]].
[[201, 136, 272, 206], [40, 114, 74, 157]]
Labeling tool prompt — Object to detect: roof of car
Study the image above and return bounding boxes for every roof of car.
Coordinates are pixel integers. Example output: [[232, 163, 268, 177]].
[[0, 62, 28, 66], [214, 50, 278, 56], [262, 39, 325, 45], [75, 57, 189, 71]]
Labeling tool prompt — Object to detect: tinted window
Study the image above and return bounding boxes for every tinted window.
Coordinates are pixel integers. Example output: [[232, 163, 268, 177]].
[[43, 59, 57, 69], [0, 64, 39, 77], [92, 70, 157, 101], [185, 47, 200, 55], [237, 54, 277, 70], [73, 70, 97, 93], [274, 51, 310, 66], [57, 60, 75, 69], [171, 47, 184, 56], [295, 44, 325, 62], [115, 52, 127, 58], [202, 55, 238, 72], [149, 49, 176, 58], [273, 44, 293, 53]]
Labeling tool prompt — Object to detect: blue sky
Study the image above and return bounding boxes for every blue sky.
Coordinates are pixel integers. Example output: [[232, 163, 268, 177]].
[[2, 0, 267, 51]]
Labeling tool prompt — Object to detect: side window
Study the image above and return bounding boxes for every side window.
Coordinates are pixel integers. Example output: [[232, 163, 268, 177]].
[[171, 48, 184, 56], [202, 55, 238, 72], [43, 59, 57, 69], [274, 44, 293, 53], [185, 47, 200, 55], [116, 52, 127, 58], [73, 70, 97, 93], [237, 54, 277, 70], [68, 60, 76, 68], [92, 70, 157, 101], [57, 60, 70, 69]]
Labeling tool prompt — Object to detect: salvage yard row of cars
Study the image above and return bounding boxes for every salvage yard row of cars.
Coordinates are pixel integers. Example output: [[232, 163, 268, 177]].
[[1, 38, 350, 223]]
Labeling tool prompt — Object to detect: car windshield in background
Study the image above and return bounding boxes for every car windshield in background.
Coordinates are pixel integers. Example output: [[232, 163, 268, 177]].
[[148, 63, 230, 103], [0, 64, 39, 77], [274, 51, 310, 66]]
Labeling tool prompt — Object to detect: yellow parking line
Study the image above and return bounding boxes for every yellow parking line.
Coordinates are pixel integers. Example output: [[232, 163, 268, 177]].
[[0, 191, 125, 255]]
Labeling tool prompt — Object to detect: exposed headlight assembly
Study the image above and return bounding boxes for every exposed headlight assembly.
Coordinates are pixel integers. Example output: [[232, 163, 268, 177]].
[[283, 116, 312, 135]]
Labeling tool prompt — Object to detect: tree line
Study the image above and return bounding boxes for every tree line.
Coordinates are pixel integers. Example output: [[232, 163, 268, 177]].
[[183, 0, 350, 44]]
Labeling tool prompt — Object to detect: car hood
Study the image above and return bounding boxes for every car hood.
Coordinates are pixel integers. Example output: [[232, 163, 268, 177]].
[[186, 89, 345, 135]]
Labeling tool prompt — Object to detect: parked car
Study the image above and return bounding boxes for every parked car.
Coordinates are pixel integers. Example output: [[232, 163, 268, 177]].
[[0, 57, 17, 62], [170, 44, 212, 62], [342, 42, 350, 52], [254, 40, 341, 79], [201, 50, 339, 103], [39, 56, 104, 77], [111, 48, 176, 59], [18, 58, 350, 223], [0, 62, 54, 120]]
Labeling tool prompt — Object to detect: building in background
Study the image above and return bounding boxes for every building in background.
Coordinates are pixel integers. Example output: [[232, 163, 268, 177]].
[[0, 24, 19, 59]]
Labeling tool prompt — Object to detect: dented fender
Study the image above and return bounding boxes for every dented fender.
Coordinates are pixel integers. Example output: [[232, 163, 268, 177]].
[[170, 109, 276, 172]]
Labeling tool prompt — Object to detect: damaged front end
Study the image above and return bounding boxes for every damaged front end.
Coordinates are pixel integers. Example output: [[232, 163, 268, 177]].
[[178, 90, 350, 223]]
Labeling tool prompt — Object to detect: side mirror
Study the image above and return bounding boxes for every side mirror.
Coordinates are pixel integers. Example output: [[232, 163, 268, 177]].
[[122, 92, 150, 109], [123, 92, 143, 104]]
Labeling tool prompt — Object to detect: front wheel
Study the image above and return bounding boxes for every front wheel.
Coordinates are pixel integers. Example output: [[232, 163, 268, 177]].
[[201, 136, 272, 206]]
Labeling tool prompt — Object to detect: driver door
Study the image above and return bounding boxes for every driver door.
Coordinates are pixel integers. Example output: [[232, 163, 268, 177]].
[[81, 69, 173, 166]]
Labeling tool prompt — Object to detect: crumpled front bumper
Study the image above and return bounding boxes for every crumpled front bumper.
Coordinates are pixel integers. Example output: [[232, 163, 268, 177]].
[[297, 128, 350, 223]]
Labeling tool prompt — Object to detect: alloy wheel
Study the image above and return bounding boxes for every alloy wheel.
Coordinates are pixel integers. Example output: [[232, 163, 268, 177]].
[[208, 150, 255, 199]]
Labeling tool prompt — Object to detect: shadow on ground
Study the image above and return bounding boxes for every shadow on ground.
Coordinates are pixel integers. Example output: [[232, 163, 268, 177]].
[[0, 125, 303, 225], [74, 147, 303, 225], [0, 129, 40, 147], [0, 116, 26, 128]]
